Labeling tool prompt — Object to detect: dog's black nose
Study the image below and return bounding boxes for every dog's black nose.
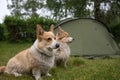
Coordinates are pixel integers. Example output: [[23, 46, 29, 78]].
[[72, 38, 75, 41], [56, 43, 60, 48]]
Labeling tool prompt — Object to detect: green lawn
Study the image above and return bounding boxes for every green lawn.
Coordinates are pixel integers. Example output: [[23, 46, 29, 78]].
[[0, 41, 120, 80]]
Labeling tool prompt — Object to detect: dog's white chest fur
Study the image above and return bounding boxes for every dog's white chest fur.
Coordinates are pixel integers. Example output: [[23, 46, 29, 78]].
[[56, 42, 70, 57], [55, 42, 70, 67], [30, 40, 55, 70]]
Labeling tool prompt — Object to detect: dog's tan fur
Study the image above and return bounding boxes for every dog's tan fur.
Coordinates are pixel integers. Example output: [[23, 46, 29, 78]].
[[0, 24, 59, 80], [55, 27, 74, 67]]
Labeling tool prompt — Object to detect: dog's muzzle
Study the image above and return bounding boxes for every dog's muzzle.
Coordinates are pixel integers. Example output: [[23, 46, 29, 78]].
[[47, 43, 59, 51]]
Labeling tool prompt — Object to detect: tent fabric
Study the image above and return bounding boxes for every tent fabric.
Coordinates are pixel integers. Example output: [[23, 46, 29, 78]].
[[55, 18, 120, 56]]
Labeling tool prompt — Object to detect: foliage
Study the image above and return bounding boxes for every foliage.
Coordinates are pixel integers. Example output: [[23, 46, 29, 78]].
[[0, 24, 5, 40], [7, 0, 120, 21], [111, 23, 120, 43], [4, 16, 56, 42], [5, 0, 120, 42], [7, 0, 24, 17], [25, 16, 56, 42], [4, 16, 26, 42], [7, 0, 44, 17], [96, 0, 120, 25], [46, 0, 88, 20], [23, 0, 44, 17], [0, 41, 120, 80]]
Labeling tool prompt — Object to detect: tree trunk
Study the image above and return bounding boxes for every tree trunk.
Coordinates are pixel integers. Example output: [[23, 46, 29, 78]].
[[94, 0, 101, 20]]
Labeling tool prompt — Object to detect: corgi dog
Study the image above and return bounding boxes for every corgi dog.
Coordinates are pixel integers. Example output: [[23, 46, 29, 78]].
[[0, 24, 59, 80], [55, 27, 74, 67]]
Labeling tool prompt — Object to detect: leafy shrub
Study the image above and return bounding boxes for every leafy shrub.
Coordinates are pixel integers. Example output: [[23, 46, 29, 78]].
[[25, 17, 56, 42], [4, 16, 26, 42], [4, 16, 57, 42], [0, 24, 5, 40]]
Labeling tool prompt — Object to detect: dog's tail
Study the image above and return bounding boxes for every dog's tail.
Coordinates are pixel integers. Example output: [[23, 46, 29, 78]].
[[0, 66, 6, 73]]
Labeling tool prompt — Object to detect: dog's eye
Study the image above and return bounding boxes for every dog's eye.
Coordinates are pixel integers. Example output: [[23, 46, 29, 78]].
[[47, 38, 52, 41], [59, 37, 62, 40]]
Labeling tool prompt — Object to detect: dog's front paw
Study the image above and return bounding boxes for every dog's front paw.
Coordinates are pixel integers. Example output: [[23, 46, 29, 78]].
[[13, 72, 22, 77], [46, 73, 52, 77]]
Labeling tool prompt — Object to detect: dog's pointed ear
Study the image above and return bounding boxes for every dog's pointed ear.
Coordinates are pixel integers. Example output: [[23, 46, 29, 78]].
[[58, 27, 61, 31], [36, 24, 44, 37], [58, 27, 64, 32], [49, 24, 54, 32], [58, 27, 64, 34], [56, 27, 63, 37]]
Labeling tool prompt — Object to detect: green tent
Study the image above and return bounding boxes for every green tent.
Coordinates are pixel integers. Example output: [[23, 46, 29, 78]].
[[55, 18, 120, 56]]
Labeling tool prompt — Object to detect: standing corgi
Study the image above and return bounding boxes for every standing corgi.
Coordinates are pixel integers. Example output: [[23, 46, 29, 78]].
[[55, 27, 74, 67], [0, 24, 59, 80]]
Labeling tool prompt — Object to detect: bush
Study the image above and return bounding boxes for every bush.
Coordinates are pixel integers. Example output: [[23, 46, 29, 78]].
[[4, 16, 26, 42], [4, 16, 57, 42], [0, 24, 5, 40]]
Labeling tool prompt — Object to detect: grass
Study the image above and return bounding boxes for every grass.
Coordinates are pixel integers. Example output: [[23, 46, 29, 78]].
[[0, 41, 120, 80]]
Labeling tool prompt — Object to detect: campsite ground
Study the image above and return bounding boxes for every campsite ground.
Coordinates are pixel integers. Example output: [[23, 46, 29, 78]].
[[0, 41, 120, 80]]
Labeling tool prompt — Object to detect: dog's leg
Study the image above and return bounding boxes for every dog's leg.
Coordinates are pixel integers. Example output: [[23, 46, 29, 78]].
[[32, 68, 41, 80], [10, 71, 22, 77], [63, 60, 67, 68], [13, 72, 22, 77], [63, 63, 67, 67]]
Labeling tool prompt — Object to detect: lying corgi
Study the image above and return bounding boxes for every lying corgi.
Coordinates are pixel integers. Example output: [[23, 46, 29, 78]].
[[55, 27, 74, 67], [0, 24, 59, 80]]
